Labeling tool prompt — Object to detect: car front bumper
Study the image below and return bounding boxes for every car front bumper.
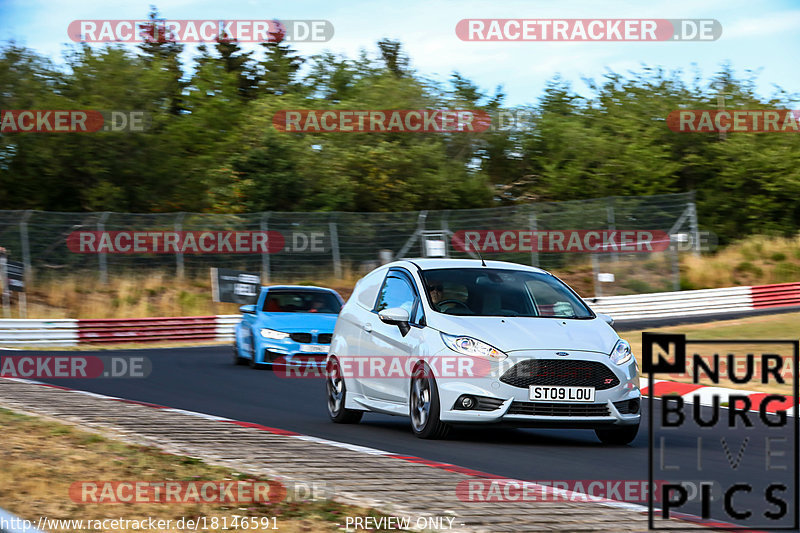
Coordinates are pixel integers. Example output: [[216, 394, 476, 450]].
[[436, 350, 641, 427], [257, 338, 330, 366]]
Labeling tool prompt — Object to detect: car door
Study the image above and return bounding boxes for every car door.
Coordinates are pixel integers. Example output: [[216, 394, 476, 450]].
[[359, 269, 426, 403]]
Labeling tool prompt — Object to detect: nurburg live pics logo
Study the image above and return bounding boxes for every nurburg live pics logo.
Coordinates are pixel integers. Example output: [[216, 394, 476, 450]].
[[643, 333, 799, 530]]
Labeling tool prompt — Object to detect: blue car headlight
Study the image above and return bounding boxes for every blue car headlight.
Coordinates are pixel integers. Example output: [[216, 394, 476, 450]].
[[610, 339, 633, 365], [261, 328, 290, 340]]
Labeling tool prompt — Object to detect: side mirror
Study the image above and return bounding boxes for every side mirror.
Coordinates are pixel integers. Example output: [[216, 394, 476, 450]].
[[597, 313, 614, 326], [239, 304, 256, 314], [378, 307, 411, 336]]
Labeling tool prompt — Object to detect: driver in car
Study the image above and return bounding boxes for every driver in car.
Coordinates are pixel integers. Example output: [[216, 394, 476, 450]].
[[428, 281, 445, 309]]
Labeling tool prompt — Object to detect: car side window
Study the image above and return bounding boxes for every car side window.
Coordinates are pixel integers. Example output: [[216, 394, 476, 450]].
[[375, 273, 423, 325]]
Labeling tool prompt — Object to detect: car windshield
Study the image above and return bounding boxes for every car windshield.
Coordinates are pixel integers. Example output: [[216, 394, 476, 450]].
[[421, 268, 593, 318], [263, 290, 342, 314]]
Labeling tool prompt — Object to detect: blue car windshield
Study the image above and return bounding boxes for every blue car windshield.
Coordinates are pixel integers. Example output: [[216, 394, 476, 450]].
[[421, 268, 593, 318], [263, 291, 342, 314]]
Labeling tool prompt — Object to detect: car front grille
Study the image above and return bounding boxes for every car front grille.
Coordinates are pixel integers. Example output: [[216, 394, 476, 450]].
[[506, 401, 610, 417], [289, 333, 312, 343], [293, 354, 326, 364], [317, 333, 333, 344], [500, 359, 619, 390]]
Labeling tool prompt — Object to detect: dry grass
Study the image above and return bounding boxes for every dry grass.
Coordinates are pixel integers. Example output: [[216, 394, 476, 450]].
[[0, 408, 394, 532], [11, 272, 360, 320], [682, 234, 800, 289]]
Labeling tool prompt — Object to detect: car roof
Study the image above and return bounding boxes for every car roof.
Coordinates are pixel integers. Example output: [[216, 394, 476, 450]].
[[386, 258, 549, 274], [262, 285, 339, 292]]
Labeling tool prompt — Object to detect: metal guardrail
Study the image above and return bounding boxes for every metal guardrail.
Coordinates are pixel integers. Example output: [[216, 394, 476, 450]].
[[751, 282, 800, 308], [0, 282, 799, 347], [77, 316, 219, 343], [215, 315, 240, 342], [0, 316, 233, 347], [0, 319, 78, 346], [588, 286, 753, 320], [0, 506, 45, 533]]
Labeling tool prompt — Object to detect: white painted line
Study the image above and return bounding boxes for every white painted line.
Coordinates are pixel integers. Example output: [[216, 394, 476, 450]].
[[72, 389, 121, 400], [162, 408, 233, 422], [292, 434, 392, 456]]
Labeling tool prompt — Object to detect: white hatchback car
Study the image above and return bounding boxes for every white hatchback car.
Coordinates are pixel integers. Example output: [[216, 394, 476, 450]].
[[325, 259, 641, 444]]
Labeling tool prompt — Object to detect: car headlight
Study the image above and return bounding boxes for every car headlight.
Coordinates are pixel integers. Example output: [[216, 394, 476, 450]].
[[441, 333, 507, 361], [610, 339, 633, 365], [261, 328, 290, 340]]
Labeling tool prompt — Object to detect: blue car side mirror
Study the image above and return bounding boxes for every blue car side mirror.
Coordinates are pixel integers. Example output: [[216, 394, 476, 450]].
[[239, 304, 256, 314]]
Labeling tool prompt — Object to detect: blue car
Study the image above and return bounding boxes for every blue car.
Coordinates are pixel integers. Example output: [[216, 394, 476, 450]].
[[234, 285, 344, 369]]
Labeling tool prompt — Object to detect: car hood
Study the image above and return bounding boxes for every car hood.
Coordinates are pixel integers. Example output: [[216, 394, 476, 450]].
[[257, 312, 338, 332], [428, 315, 619, 354]]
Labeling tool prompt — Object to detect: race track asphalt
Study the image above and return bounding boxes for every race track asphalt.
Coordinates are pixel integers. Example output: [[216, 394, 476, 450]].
[[16, 345, 799, 530]]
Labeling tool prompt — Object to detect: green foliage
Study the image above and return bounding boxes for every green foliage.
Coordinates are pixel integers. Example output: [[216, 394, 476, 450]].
[[774, 262, 800, 282], [1, 19, 800, 244], [735, 261, 763, 276]]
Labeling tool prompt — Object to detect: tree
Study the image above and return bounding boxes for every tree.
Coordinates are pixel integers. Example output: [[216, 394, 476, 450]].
[[258, 42, 304, 96], [377, 39, 408, 77], [137, 6, 186, 115]]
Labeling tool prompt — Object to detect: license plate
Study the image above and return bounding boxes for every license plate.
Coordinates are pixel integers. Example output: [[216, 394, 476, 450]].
[[529, 385, 595, 402], [299, 344, 328, 354]]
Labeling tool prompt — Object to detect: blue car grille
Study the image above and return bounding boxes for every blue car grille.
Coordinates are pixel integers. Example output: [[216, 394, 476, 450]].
[[286, 332, 331, 344]]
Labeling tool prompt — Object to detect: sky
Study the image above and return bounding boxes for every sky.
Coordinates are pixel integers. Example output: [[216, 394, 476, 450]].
[[1, 0, 798, 107]]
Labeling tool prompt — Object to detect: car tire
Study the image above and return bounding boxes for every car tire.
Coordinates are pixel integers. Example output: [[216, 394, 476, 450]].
[[595, 423, 639, 445], [233, 339, 247, 365], [326, 357, 363, 424], [409, 364, 450, 439]]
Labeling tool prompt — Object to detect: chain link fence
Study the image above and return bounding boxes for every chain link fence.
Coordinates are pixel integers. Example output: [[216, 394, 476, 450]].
[[0, 192, 698, 296]]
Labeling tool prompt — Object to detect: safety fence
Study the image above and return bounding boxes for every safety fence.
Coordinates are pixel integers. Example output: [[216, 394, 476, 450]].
[[1, 282, 798, 347], [0, 192, 698, 297]]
